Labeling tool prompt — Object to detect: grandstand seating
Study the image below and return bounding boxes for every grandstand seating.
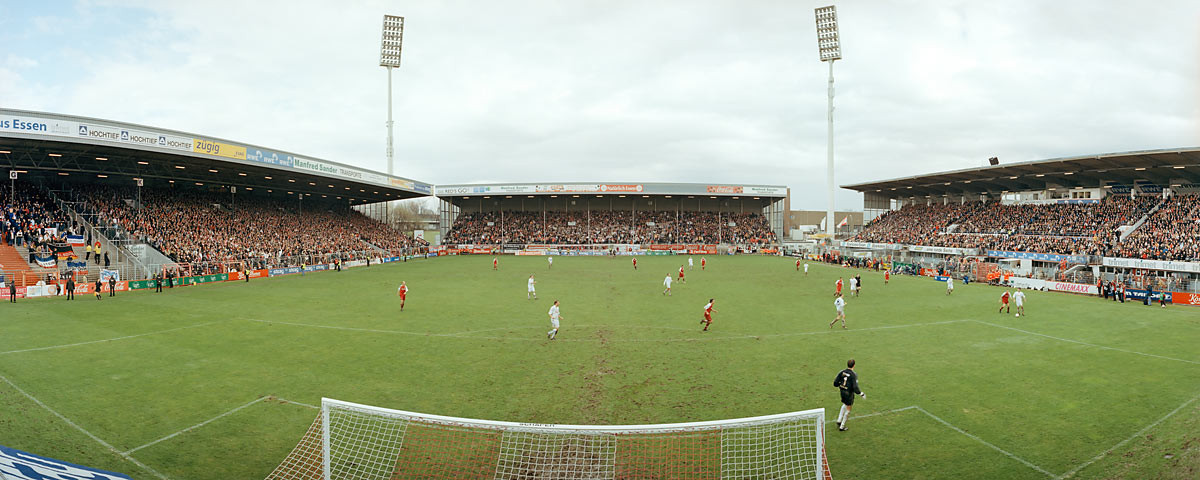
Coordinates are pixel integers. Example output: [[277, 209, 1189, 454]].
[[852, 193, 1199, 261], [1117, 194, 1200, 261], [443, 211, 777, 245], [46, 184, 427, 272]]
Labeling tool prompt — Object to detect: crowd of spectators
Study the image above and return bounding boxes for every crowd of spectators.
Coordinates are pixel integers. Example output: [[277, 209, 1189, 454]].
[[952, 196, 1156, 237], [65, 185, 427, 270], [851, 203, 985, 245], [851, 194, 1200, 259], [2, 184, 75, 258], [443, 211, 776, 245], [1116, 194, 1200, 261]]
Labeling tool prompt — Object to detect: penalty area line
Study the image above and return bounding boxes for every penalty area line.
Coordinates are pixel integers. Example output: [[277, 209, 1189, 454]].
[[0, 321, 225, 356], [823, 405, 917, 425], [0, 371, 171, 480], [915, 406, 1055, 478], [124, 397, 267, 455], [123, 395, 320, 456]]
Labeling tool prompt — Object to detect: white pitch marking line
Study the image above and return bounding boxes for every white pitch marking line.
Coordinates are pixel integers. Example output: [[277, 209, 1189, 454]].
[[823, 405, 917, 425], [1058, 389, 1200, 479], [247, 318, 971, 343], [0, 321, 224, 356], [124, 397, 267, 455], [915, 406, 1056, 478], [273, 397, 320, 410], [0, 372, 170, 480], [975, 321, 1200, 366]]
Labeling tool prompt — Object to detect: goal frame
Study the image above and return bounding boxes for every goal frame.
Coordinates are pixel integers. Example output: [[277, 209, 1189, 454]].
[[307, 397, 828, 480]]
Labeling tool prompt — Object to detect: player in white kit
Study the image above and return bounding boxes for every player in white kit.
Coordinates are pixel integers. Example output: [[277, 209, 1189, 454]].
[[1013, 290, 1026, 316], [946, 276, 954, 295], [829, 294, 847, 329], [663, 274, 673, 296], [849, 277, 858, 297], [688, 257, 694, 270], [547, 256, 553, 269], [527, 275, 537, 300], [547, 300, 561, 339], [804, 263, 809, 275]]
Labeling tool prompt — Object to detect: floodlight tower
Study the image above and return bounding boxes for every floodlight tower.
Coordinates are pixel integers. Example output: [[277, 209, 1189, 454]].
[[379, 15, 405, 177], [814, 6, 841, 237]]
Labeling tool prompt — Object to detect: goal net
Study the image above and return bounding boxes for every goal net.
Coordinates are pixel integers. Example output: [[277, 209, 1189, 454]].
[[265, 398, 830, 480]]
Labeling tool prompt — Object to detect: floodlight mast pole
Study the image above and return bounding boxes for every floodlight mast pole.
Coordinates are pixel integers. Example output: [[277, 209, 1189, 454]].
[[380, 15, 404, 229], [826, 60, 834, 237], [815, 6, 842, 239]]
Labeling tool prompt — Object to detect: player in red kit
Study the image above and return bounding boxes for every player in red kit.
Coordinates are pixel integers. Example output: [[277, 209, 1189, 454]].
[[632, 257, 638, 270], [701, 257, 706, 270], [835, 277, 843, 297], [998, 290, 1010, 314], [796, 259, 801, 271], [493, 257, 499, 270], [397, 281, 409, 311], [678, 266, 686, 284], [884, 271, 890, 284], [700, 299, 716, 331]]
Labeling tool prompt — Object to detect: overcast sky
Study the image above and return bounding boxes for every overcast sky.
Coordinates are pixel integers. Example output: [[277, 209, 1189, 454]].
[[2, 0, 1198, 210]]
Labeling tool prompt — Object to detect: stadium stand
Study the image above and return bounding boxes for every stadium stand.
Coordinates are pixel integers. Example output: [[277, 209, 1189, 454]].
[[1117, 193, 1200, 261], [442, 211, 777, 245], [2, 184, 78, 286], [47, 184, 427, 273], [852, 194, 1198, 260]]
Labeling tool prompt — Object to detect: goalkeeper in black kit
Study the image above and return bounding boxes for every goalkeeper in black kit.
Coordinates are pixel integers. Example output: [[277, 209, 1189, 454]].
[[833, 359, 866, 432]]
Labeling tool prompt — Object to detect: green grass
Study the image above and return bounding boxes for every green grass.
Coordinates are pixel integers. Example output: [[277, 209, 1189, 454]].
[[1, 255, 1198, 479]]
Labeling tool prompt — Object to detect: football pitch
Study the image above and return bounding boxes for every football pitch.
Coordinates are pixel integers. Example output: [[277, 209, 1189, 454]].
[[2, 255, 1198, 479]]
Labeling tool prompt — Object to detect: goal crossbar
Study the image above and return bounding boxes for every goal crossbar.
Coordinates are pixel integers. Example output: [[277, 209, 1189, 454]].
[[266, 397, 830, 480], [325, 398, 825, 435]]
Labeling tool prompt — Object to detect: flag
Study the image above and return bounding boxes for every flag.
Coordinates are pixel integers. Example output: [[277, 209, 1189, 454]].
[[66, 234, 86, 246], [34, 255, 57, 268], [837, 217, 849, 228], [100, 269, 120, 282], [53, 245, 75, 259]]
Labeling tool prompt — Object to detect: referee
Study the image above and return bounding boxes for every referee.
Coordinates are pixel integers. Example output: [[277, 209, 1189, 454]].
[[833, 359, 866, 431]]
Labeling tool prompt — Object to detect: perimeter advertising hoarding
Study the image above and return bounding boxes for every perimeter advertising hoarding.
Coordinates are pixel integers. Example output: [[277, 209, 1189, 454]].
[[910, 245, 979, 255], [1101, 257, 1200, 273], [1048, 281, 1099, 295], [987, 250, 1089, 264], [1, 444, 133, 480]]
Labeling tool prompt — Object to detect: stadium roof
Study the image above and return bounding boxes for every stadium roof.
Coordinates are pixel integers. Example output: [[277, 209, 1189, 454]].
[[841, 147, 1200, 198], [0, 109, 432, 205], [435, 182, 787, 198]]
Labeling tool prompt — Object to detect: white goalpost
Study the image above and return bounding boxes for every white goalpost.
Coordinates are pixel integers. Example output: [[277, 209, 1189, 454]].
[[266, 398, 830, 480]]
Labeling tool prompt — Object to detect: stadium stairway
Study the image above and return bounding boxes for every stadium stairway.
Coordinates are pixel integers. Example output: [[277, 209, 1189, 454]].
[[1119, 197, 1167, 241], [0, 242, 34, 287], [360, 239, 389, 255]]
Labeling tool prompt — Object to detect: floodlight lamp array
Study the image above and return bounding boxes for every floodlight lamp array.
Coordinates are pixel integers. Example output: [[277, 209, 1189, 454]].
[[814, 6, 841, 61], [380, 15, 405, 67]]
